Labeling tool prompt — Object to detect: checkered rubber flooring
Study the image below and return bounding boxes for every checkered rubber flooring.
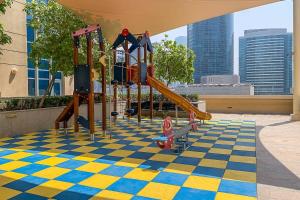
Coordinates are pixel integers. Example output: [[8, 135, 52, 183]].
[[0, 118, 257, 200]]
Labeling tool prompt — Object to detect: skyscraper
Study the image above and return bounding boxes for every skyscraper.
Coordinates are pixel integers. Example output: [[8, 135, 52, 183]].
[[187, 14, 234, 83], [239, 29, 293, 95]]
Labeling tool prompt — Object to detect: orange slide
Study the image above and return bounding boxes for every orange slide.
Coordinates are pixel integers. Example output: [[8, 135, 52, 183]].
[[147, 75, 212, 120]]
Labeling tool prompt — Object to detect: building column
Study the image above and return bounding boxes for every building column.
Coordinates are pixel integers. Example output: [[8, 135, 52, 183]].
[[292, 0, 300, 120]]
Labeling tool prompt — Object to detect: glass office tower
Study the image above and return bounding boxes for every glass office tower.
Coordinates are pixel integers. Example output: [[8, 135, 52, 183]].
[[239, 29, 293, 95], [187, 14, 234, 83]]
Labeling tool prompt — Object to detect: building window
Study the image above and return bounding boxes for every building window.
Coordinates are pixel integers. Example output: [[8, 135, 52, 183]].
[[28, 79, 35, 96]]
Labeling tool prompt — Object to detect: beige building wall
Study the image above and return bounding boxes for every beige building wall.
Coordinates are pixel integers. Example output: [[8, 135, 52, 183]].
[[0, 0, 27, 97]]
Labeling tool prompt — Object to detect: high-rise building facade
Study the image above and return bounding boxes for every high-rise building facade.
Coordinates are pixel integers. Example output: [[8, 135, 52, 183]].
[[239, 29, 293, 95], [0, 0, 72, 97], [187, 14, 234, 83]]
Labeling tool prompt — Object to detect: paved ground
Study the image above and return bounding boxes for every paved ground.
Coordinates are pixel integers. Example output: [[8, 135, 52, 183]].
[[213, 114, 300, 200], [0, 118, 257, 200]]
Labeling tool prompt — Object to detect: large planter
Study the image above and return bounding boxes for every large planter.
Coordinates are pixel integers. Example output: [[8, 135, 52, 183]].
[[0, 103, 113, 138]]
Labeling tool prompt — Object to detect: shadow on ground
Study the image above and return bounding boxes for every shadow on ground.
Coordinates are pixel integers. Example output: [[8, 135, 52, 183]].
[[256, 123, 300, 190]]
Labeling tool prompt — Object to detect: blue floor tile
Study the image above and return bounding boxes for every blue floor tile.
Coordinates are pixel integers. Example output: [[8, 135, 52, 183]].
[[205, 153, 230, 161], [4, 180, 38, 191], [108, 178, 148, 194], [56, 170, 93, 183], [227, 161, 256, 172], [100, 165, 133, 177], [0, 149, 15, 157], [232, 150, 256, 157], [90, 148, 114, 155], [129, 152, 154, 160], [0, 158, 10, 164], [173, 156, 201, 165], [174, 187, 216, 200], [193, 166, 225, 178], [20, 176, 48, 185], [57, 160, 87, 169], [10, 193, 47, 200], [142, 160, 169, 170], [153, 171, 188, 186], [219, 179, 257, 197], [20, 154, 50, 163], [14, 164, 48, 174]]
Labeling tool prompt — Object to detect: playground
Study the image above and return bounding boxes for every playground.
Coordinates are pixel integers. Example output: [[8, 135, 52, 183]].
[[2, 0, 300, 198], [0, 24, 260, 200], [0, 117, 257, 199]]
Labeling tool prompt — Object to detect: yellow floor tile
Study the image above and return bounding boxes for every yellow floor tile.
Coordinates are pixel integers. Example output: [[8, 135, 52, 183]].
[[102, 143, 125, 149], [0, 172, 24, 186], [150, 153, 177, 162], [36, 157, 68, 166], [115, 158, 145, 168], [42, 143, 66, 149], [229, 155, 256, 164], [216, 140, 235, 145], [125, 168, 159, 181], [215, 192, 256, 200], [138, 147, 161, 153], [33, 167, 70, 179], [14, 140, 36, 145], [224, 170, 256, 183], [109, 150, 134, 157], [76, 162, 110, 173], [91, 190, 133, 200], [27, 180, 73, 198], [181, 151, 205, 158], [164, 163, 195, 175], [73, 146, 98, 153], [71, 141, 93, 146], [1, 172, 26, 180], [183, 175, 221, 191], [233, 146, 256, 151], [125, 136, 142, 141], [11, 145, 34, 151], [0, 186, 21, 199], [130, 141, 151, 146], [209, 148, 232, 155], [39, 151, 60, 157], [80, 174, 119, 189], [0, 161, 29, 171], [2, 152, 33, 160], [138, 182, 180, 200], [192, 142, 214, 148], [73, 155, 98, 162], [236, 138, 255, 143], [201, 136, 219, 140], [199, 159, 228, 169]]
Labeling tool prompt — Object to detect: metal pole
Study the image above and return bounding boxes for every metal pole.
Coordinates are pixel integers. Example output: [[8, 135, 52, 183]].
[[175, 105, 178, 125], [138, 46, 142, 125], [86, 33, 95, 140], [73, 37, 79, 133], [149, 52, 154, 121], [125, 40, 131, 119]]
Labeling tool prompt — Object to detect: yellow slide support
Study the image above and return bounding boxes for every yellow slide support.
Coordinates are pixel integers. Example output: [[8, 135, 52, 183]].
[[147, 75, 212, 120]]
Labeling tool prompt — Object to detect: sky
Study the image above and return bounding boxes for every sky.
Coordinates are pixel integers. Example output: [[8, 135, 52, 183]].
[[150, 0, 293, 74]]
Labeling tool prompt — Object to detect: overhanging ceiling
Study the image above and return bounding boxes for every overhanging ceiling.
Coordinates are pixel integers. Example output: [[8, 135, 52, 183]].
[[57, 0, 280, 41]]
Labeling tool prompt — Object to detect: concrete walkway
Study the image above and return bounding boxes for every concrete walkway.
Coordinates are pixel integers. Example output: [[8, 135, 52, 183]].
[[213, 114, 300, 200]]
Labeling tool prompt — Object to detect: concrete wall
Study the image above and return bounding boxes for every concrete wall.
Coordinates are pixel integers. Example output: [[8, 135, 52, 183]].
[[0, 103, 114, 137], [200, 95, 293, 114], [0, 0, 27, 97], [175, 84, 254, 95]]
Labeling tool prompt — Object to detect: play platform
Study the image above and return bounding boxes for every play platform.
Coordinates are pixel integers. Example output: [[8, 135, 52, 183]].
[[0, 118, 256, 200]]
